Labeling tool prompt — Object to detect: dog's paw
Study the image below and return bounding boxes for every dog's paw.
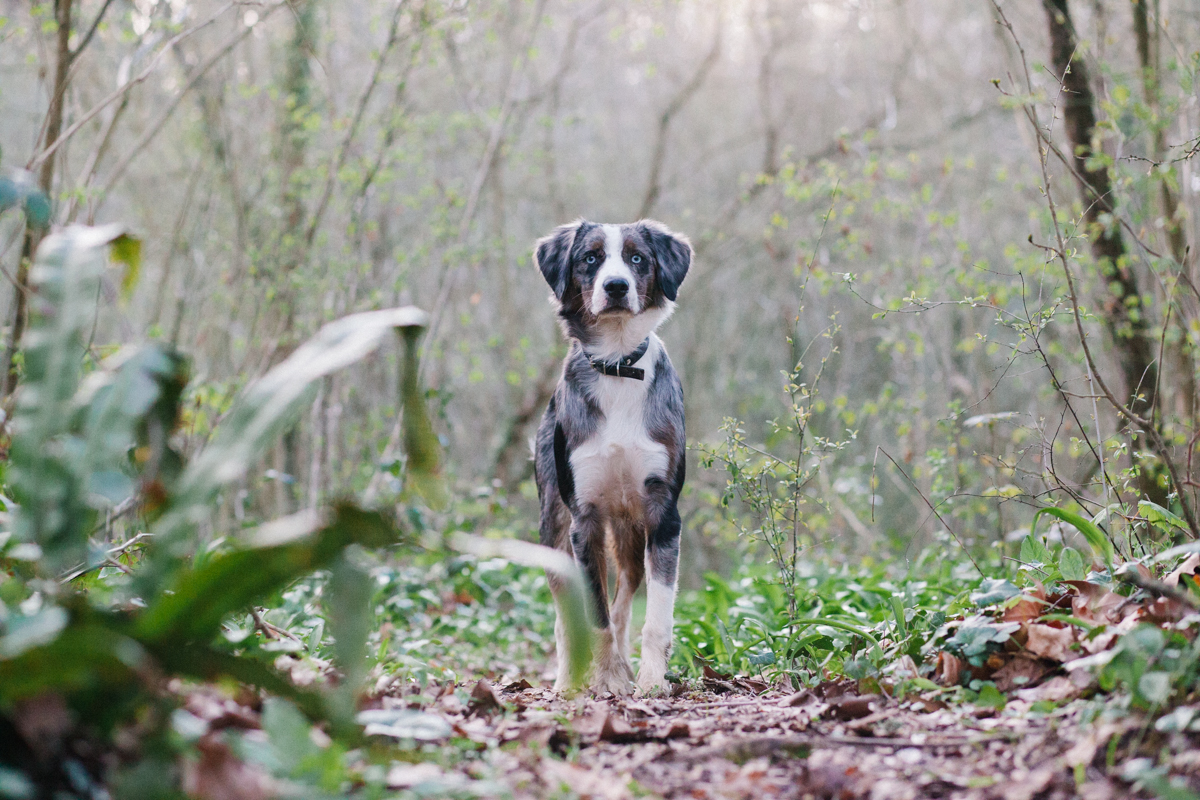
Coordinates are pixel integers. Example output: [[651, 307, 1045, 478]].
[[635, 662, 669, 696], [591, 663, 634, 696], [592, 677, 634, 696]]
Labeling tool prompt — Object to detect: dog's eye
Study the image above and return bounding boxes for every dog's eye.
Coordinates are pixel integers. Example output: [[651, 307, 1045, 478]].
[[630, 254, 642, 264], [585, 254, 597, 265]]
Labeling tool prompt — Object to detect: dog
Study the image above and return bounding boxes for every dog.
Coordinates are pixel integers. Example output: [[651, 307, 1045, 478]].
[[532, 219, 691, 695]]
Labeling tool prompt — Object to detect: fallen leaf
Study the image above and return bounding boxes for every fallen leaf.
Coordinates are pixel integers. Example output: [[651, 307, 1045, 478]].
[[183, 735, 276, 800], [1024, 624, 1076, 662], [779, 690, 815, 707], [1165, 554, 1200, 588], [1063, 581, 1127, 626], [502, 678, 534, 692], [1013, 675, 1082, 703], [1003, 593, 1047, 626], [826, 694, 882, 721], [935, 651, 963, 686], [467, 679, 504, 716], [991, 654, 1055, 692]]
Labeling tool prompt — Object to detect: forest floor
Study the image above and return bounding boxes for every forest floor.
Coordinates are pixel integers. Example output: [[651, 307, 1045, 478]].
[[362, 671, 1150, 800]]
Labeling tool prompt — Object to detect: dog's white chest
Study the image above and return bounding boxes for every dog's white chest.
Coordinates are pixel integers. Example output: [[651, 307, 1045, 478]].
[[569, 354, 669, 514]]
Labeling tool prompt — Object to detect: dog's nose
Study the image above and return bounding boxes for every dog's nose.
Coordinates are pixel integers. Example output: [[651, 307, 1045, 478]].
[[603, 277, 629, 297]]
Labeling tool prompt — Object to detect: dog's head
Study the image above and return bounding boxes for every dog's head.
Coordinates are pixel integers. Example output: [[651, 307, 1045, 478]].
[[534, 220, 692, 319]]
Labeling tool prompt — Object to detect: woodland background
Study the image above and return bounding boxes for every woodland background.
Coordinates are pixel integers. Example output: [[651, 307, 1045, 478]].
[[9, 0, 1199, 573], [3, 0, 1200, 796]]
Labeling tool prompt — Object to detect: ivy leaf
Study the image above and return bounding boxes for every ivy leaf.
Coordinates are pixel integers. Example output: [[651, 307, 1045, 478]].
[[970, 578, 1020, 607]]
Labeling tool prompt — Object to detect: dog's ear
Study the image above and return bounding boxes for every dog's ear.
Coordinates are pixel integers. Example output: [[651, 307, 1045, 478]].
[[534, 222, 580, 301], [640, 220, 692, 302]]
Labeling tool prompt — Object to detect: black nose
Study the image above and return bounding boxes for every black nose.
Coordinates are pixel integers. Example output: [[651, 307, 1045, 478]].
[[603, 277, 629, 297]]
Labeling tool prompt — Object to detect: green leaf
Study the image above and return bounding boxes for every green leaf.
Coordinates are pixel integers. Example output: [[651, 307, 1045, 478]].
[[398, 324, 444, 506], [0, 606, 69, 658], [1019, 534, 1052, 566], [944, 618, 1020, 666], [970, 578, 1020, 607], [974, 682, 1007, 710], [1139, 501, 1188, 534], [147, 307, 428, 565], [1059, 547, 1086, 581], [0, 618, 151, 708], [135, 504, 401, 645], [261, 698, 322, 773], [325, 549, 373, 716], [1031, 507, 1114, 570], [449, 533, 593, 691], [8, 225, 133, 573], [0, 172, 51, 230], [1138, 671, 1172, 705], [109, 233, 141, 300]]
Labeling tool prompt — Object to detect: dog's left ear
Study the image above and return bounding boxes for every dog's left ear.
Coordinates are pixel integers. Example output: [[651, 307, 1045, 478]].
[[534, 222, 580, 301], [640, 221, 692, 302]]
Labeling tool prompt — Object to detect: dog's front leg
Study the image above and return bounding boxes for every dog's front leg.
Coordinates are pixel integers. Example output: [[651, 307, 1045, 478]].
[[638, 489, 681, 695]]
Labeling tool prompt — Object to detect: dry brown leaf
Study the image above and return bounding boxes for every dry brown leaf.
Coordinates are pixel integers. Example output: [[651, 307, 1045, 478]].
[[1013, 675, 1082, 704], [826, 694, 882, 721], [1024, 623, 1077, 663], [935, 651, 963, 686], [183, 736, 276, 800], [1003, 588, 1048, 626], [1063, 581, 1127, 625], [1165, 553, 1200, 588], [467, 678, 504, 717], [991, 654, 1055, 692]]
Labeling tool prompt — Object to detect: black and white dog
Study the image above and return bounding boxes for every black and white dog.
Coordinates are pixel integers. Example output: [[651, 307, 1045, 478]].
[[533, 219, 691, 695]]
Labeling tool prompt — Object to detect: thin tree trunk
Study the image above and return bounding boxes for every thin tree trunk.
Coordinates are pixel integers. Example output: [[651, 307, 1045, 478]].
[[1132, 0, 1195, 421], [3, 0, 73, 399], [1043, 0, 1166, 503], [273, 0, 318, 515]]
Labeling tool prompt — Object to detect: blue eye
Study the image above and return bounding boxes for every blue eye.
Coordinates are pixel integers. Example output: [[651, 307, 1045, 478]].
[[585, 254, 597, 265], [630, 254, 642, 264]]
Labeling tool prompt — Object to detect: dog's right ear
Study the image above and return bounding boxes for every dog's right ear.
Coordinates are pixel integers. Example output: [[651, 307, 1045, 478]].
[[534, 222, 579, 301]]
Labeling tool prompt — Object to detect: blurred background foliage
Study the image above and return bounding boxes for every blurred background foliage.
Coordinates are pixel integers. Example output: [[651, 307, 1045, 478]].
[[6, 0, 1200, 578], [2, 0, 1200, 794]]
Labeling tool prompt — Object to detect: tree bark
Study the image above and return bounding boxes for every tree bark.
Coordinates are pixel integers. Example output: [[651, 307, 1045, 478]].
[[1132, 0, 1194, 422], [1042, 0, 1165, 502], [274, 0, 319, 514], [3, 0, 73, 399]]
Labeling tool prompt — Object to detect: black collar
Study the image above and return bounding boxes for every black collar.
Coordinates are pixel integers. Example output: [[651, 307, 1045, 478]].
[[588, 338, 650, 380]]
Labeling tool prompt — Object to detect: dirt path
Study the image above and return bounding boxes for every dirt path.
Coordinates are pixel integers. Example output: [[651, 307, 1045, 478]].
[[375, 678, 1133, 800]]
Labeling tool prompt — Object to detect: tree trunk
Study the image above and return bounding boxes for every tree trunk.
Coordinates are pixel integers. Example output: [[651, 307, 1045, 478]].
[[1132, 0, 1195, 422], [3, 0, 73, 399], [273, 0, 318, 515], [1042, 0, 1166, 503]]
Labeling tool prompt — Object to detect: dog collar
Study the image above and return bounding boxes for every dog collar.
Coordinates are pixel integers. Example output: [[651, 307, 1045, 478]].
[[589, 338, 650, 380]]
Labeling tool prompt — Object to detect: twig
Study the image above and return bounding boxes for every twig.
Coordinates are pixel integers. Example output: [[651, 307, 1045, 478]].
[[637, 13, 722, 219], [59, 530, 154, 583], [69, 0, 118, 64], [303, 0, 410, 249], [876, 448, 983, 576], [991, 0, 1200, 540], [250, 607, 307, 644], [1115, 565, 1200, 610], [27, 2, 238, 171], [96, 4, 286, 201], [669, 732, 1010, 763]]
